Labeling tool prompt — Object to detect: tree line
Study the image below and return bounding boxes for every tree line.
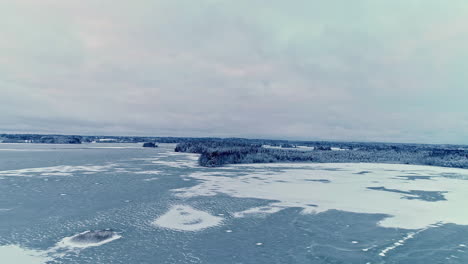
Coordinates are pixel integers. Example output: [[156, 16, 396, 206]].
[[175, 140, 468, 169]]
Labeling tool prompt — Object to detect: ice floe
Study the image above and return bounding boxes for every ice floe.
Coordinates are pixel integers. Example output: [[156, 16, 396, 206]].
[[0, 229, 121, 263], [54, 230, 121, 249], [153, 205, 223, 231], [173, 163, 468, 229]]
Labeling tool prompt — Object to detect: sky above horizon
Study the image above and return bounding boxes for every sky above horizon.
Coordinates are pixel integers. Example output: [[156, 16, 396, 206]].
[[1, 0, 468, 144]]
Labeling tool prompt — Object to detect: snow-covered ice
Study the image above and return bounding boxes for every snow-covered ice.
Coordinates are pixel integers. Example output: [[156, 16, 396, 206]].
[[173, 163, 468, 229]]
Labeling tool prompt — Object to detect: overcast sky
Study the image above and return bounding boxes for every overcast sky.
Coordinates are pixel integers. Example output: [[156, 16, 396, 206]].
[[1, 1, 468, 144]]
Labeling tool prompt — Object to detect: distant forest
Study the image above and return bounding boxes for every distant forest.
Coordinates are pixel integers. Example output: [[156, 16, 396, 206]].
[[175, 139, 468, 169], [2, 133, 467, 169], [0, 134, 220, 144], [0, 133, 309, 145]]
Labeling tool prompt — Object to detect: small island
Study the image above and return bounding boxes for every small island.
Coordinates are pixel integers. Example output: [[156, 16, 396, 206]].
[[142, 142, 158, 148]]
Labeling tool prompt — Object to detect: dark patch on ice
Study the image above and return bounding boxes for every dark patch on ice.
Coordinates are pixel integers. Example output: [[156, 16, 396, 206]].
[[251, 176, 265, 180], [184, 218, 203, 225], [439, 173, 468, 180], [322, 168, 344, 171], [71, 230, 117, 244], [304, 179, 331, 183], [397, 175, 432, 181], [367, 186, 447, 202], [355, 171, 371, 175]]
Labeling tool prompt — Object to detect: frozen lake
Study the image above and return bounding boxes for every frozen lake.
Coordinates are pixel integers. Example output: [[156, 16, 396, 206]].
[[1, 143, 467, 263]]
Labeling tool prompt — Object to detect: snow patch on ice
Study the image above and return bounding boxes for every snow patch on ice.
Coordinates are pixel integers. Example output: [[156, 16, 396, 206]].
[[0, 245, 51, 264], [134, 170, 162, 175], [153, 205, 223, 231], [143, 177, 159, 182], [379, 228, 429, 257], [54, 230, 121, 250], [233, 203, 288, 218], [0, 164, 116, 177], [0, 230, 121, 263]]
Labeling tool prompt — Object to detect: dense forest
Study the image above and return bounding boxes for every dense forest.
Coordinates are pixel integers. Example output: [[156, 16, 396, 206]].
[[175, 139, 468, 169]]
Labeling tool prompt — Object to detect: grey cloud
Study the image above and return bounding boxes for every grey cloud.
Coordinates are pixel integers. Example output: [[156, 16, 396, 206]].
[[1, 0, 468, 144]]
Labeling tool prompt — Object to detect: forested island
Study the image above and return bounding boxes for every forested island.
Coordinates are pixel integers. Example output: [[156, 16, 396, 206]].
[[142, 142, 158, 148], [175, 139, 468, 169]]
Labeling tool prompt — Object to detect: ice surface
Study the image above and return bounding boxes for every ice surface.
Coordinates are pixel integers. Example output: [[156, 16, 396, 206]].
[[148, 153, 200, 168], [151, 160, 199, 168]]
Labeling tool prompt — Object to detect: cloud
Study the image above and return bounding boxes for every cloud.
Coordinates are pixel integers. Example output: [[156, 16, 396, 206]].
[[1, 0, 468, 143]]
